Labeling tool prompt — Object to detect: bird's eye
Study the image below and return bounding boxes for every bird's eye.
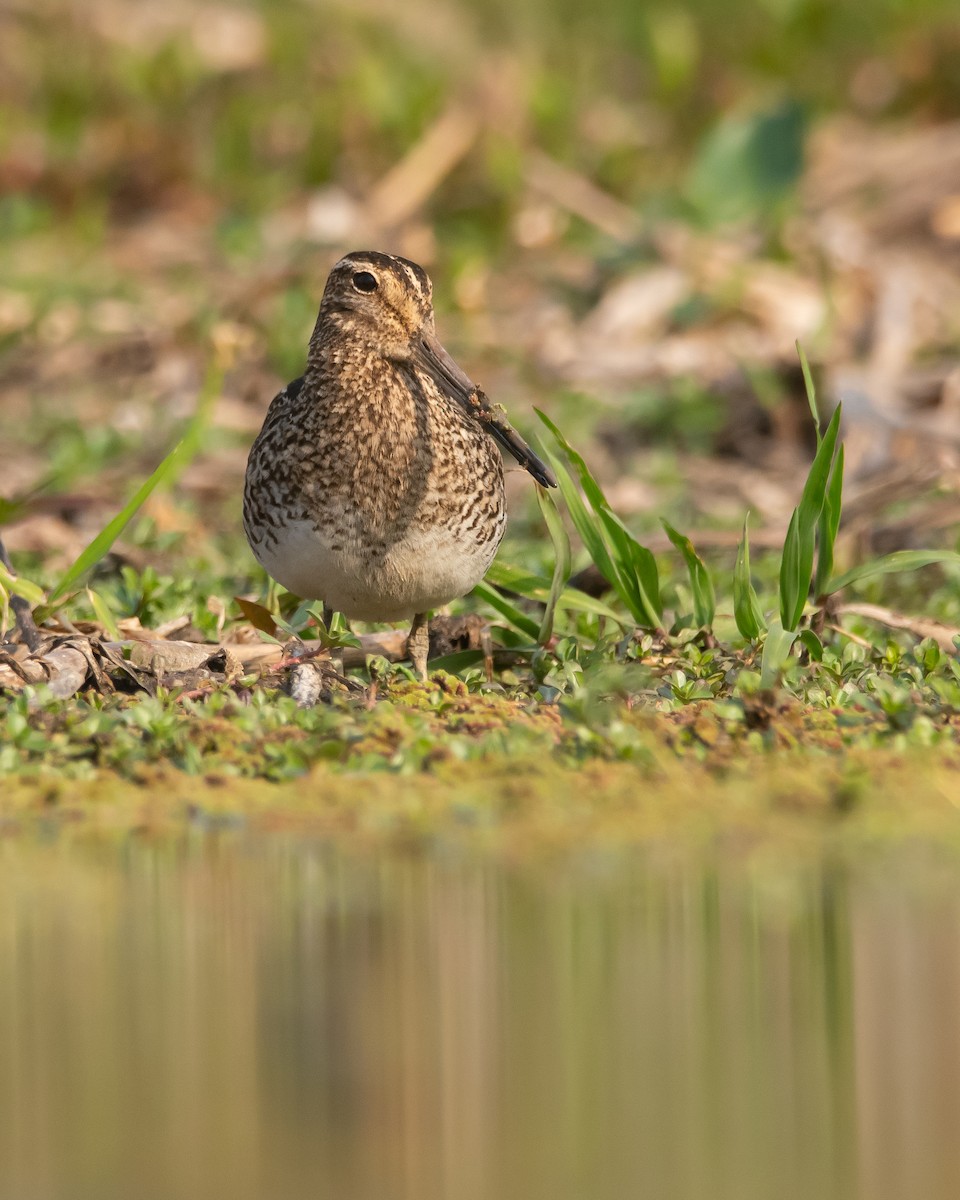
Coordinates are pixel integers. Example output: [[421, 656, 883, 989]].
[[352, 271, 378, 293]]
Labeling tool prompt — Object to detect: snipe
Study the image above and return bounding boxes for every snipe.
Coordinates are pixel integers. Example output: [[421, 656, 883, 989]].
[[243, 250, 556, 680]]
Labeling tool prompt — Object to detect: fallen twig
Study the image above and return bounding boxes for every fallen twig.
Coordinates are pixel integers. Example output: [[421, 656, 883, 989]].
[[836, 602, 960, 651]]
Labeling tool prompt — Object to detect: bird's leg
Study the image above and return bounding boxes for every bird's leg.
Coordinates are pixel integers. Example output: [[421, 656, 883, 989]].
[[407, 612, 430, 682]]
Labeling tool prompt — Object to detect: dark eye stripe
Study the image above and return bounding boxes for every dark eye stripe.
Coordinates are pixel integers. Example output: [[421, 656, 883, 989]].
[[353, 271, 378, 293]]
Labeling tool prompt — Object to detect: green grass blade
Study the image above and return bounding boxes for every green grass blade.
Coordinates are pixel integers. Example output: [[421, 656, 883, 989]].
[[795, 402, 842, 534], [779, 403, 842, 630], [796, 340, 820, 434], [536, 486, 572, 645], [778, 509, 803, 630], [485, 563, 626, 624], [827, 549, 960, 595], [87, 587, 123, 641], [428, 649, 485, 674], [542, 444, 621, 590], [0, 561, 46, 606], [485, 561, 552, 594], [536, 416, 651, 624], [661, 518, 715, 628], [47, 361, 222, 605], [555, 589, 625, 622], [733, 516, 765, 640], [537, 409, 663, 629], [473, 579, 541, 640], [536, 410, 611, 515], [814, 442, 844, 599], [598, 507, 662, 626]]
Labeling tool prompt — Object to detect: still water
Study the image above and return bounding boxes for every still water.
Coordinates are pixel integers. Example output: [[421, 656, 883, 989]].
[[1, 834, 959, 1200]]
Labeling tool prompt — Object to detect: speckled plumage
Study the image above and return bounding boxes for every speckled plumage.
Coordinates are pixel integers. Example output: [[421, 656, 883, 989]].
[[243, 250, 555, 678]]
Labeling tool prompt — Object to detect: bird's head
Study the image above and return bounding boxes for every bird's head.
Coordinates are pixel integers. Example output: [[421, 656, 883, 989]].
[[314, 250, 437, 358], [310, 250, 557, 488]]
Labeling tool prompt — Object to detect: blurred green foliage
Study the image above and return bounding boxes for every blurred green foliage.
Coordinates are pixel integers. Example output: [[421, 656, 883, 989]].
[[1, 0, 958, 241]]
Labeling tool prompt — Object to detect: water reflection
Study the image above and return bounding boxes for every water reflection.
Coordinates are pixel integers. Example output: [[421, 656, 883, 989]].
[[0, 836, 957, 1199]]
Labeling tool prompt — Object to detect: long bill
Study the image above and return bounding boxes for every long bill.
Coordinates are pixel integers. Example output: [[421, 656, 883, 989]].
[[415, 332, 558, 489]]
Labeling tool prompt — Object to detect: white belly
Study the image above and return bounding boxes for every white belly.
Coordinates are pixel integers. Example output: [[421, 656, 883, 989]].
[[252, 519, 500, 620]]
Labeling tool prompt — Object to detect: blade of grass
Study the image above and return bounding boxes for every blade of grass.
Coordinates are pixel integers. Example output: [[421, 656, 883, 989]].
[[733, 516, 765, 639], [428, 649, 485, 673], [779, 509, 803, 630], [46, 360, 222, 605], [661, 518, 715, 628], [472, 580, 540, 641], [536, 486, 572, 645], [537, 439, 644, 622], [554, 589, 624, 622], [796, 340, 846, 602], [0, 561, 46, 606], [538, 440, 621, 588], [537, 410, 662, 628], [485, 561, 554, 594], [779, 403, 842, 630], [596, 507, 662, 627], [796, 340, 820, 432], [814, 442, 843, 599], [86, 587, 123, 641], [827, 549, 960, 594], [485, 563, 625, 623], [536, 410, 612, 515]]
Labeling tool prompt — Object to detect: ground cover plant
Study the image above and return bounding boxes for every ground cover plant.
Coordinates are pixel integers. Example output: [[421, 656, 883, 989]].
[[2, 0, 960, 842], [4, 345, 960, 804]]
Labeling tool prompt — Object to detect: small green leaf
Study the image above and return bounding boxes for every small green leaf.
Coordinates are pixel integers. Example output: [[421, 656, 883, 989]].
[[536, 410, 611, 516], [236, 597, 279, 638], [798, 629, 823, 661], [661, 518, 715, 629], [760, 618, 798, 688]]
